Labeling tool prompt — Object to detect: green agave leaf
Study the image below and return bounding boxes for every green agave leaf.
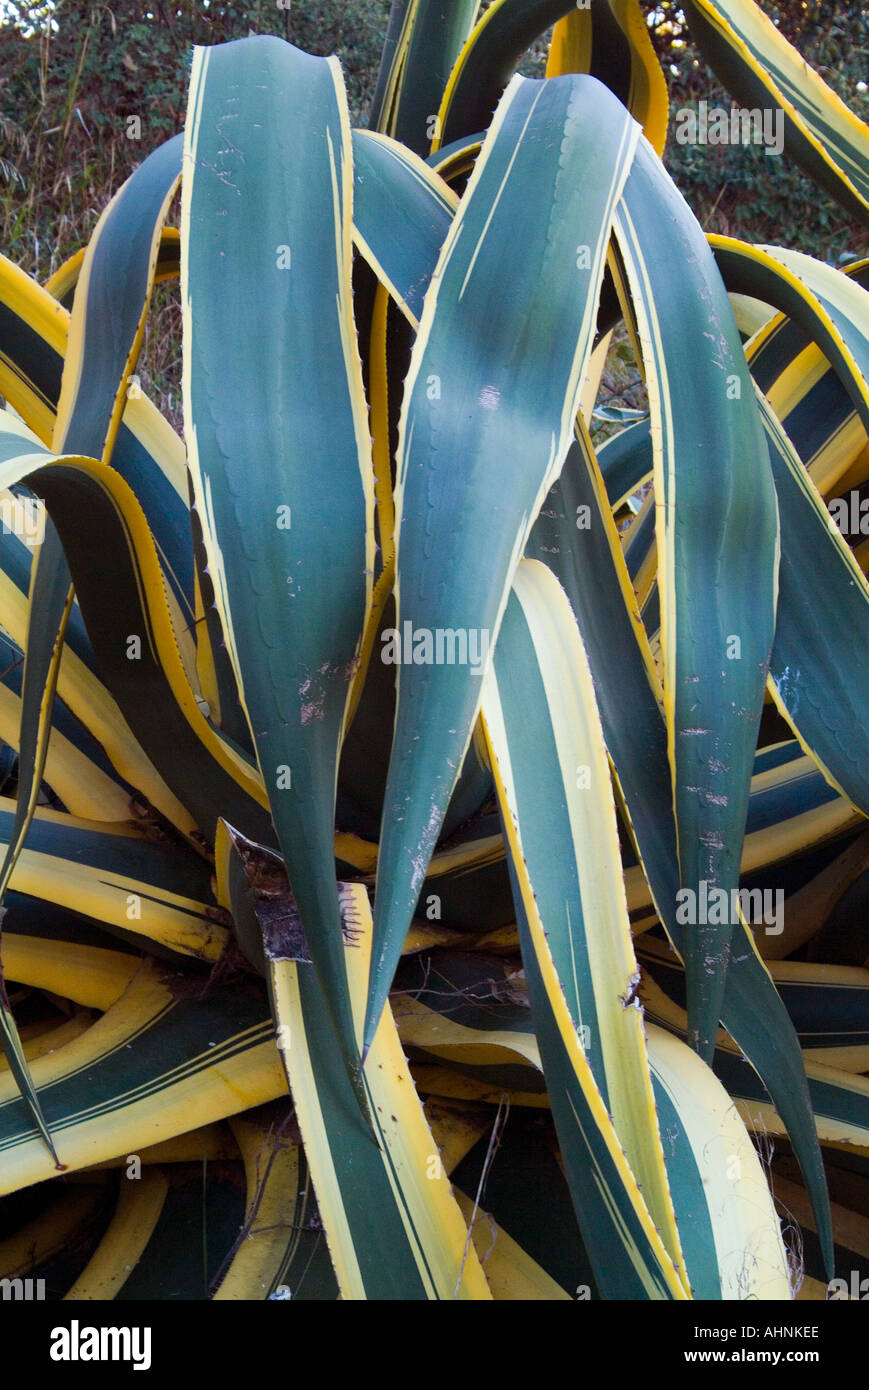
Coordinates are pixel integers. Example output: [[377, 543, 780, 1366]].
[[366, 71, 641, 1051], [597, 418, 652, 504], [622, 488, 656, 585], [0, 798, 218, 963], [111, 1167, 246, 1301], [642, 970, 869, 1160], [0, 958, 285, 1197], [590, 402, 647, 423], [0, 135, 187, 1159], [0, 252, 194, 614], [759, 393, 869, 816], [742, 317, 862, 500], [58, 1162, 247, 1302], [768, 1168, 869, 1299], [62, 1169, 167, 1300], [524, 426, 833, 1274], [44, 226, 182, 308], [436, 0, 576, 148], [337, 598, 493, 844], [546, 0, 670, 154], [681, 0, 869, 223], [0, 426, 195, 836], [644, 1023, 791, 1300], [712, 238, 869, 441], [0, 526, 73, 907], [217, 825, 491, 1300], [399, 947, 790, 1298], [447, 1106, 598, 1297], [641, 942, 869, 1065], [351, 129, 457, 325], [3, 905, 141, 1012], [480, 558, 688, 1298], [0, 624, 134, 821], [436, 0, 668, 153], [611, 136, 779, 1061], [183, 37, 377, 1087], [8, 130, 186, 899], [369, 0, 480, 154], [212, 1110, 339, 1301], [0, 425, 275, 850]]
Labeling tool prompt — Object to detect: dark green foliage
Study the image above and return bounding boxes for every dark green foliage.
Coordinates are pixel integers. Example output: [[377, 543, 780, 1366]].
[[0, 1, 391, 276]]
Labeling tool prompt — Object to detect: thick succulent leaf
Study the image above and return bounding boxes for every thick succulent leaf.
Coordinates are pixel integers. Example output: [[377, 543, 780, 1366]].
[[612, 135, 779, 1060], [54, 139, 457, 338], [3, 901, 143, 1010], [0, 526, 72, 903], [758, 830, 869, 965], [769, 1169, 869, 1300], [645, 1022, 791, 1300], [212, 1111, 338, 1301], [53, 136, 183, 462], [642, 940, 869, 1072], [622, 489, 657, 591], [420, 734, 856, 935], [681, 0, 869, 223], [84, 1164, 247, 1300], [0, 1183, 107, 1285], [435, 0, 576, 147], [756, 394, 869, 817], [182, 37, 374, 1081], [351, 129, 457, 325], [37, 233, 253, 744], [596, 416, 652, 507], [217, 827, 491, 1301], [424, 1103, 578, 1297], [0, 504, 68, 1159], [480, 557, 687, 1291], [0, 428, 194, 833], [448, 1107, 600, 1295], [524, 425, 832, 1272], [0, 959, 284, 1196], [642, 970, 869, 1155], [64, 1169, 170, 1300], [7, 132, 187, 878], [369, 0, 480, 154], [450, 1189, 573, 1300], [399, 949, 789, 1298], [428, 133, 486, 185], [0, 424, 274, 847], [0, 255, 193, 616], [0, 625, 132, 822], [367, 72, 641, 1050], [0, 799, 219, 962], [0, 137, 190, 1154], [40, 225, 252, 746], [742, 313, 867, 501], [435, 0, 667, 154], [44, 227, 183, 310], [712, 238, 869, 442], [546, 0, 669, 155]]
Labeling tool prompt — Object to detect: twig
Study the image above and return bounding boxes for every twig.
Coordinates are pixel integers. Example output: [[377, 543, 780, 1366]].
[[452, 1092, 510, 1299]]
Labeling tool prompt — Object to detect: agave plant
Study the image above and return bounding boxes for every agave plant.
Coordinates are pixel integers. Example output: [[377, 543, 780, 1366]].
[[0, 0, 866, 1302]]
